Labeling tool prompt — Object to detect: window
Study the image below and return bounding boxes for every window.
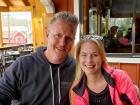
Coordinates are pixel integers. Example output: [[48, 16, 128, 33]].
[[89, 8, 97, 34], [104, 18, 133, 53], [1, 12, 32, 46], [89, 11, 140, 54]]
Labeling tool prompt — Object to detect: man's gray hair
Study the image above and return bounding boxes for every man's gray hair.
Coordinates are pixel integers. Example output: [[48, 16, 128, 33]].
[[48, 11, 78, 28]]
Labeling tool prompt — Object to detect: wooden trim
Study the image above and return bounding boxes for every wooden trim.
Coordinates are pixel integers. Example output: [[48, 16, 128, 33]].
[[9, 6, 32, 11], [0, 7, 9, 12], [83, 0, 89, 34], [137, 64, 140, 88], [2, 0, 13, 6], [0, 13, 2, 47], [0, 43, 33, 50], [22, 0, 30, 6], [99, 15, 101, 35], [0, 6, 32, 12], [118, 63, 121, 69], [105, 16, 109, 35]]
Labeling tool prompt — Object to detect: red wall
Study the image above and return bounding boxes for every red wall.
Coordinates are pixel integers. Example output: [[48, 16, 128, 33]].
[[53, 0, 74, 13]]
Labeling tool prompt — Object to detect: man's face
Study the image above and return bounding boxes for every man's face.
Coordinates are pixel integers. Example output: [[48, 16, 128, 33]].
[[46, 20, 76, 61]]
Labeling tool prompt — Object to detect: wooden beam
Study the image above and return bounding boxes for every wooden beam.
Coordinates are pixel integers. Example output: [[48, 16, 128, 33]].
[[0, 6, 32, 12], [9, 6, 32, 11], [0, 1, 7, 6], [22, 0, 30, 6], [2, 0, 13, 6], [0, 13, 3, 47], [0, 43, 33, 50], [10, 0, 25, 7], [83, 0, 89, 34], [0, 6, 9, 12]]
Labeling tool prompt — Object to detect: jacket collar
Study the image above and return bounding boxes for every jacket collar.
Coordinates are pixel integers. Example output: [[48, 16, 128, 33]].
[[34, 47, 75, 68], [73, 68, 115, 96], [102, 67, 115, 87], [73, 74, 87, 96]]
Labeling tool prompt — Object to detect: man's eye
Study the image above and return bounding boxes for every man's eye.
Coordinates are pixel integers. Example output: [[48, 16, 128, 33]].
[[55, 34, 61, 38], [81, 54, 86, 57], [66, 37, 73, 42]]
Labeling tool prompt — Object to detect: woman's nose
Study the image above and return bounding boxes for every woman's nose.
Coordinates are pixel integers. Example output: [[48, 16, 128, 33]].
[[86, 55, 94, 63]]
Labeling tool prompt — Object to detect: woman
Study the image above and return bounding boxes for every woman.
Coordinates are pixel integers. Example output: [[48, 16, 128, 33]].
[[70, 35, 140, 105]]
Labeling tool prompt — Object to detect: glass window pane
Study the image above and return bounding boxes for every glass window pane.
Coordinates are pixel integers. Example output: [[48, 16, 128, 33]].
[[104, 18, 133, 53], [89, 9, 97, 34], [1, 12, 32, 46]]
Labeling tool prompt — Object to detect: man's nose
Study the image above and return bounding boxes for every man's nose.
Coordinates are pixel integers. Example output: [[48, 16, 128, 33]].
[[59, 36, 66, 46]]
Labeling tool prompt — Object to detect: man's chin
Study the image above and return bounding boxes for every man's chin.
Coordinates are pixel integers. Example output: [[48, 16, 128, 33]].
[[55, 51, 66, 56]]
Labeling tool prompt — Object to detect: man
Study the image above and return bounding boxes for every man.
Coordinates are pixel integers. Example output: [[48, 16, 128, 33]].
[[0, 11, 78, 105], [110, 26, 118, 39]]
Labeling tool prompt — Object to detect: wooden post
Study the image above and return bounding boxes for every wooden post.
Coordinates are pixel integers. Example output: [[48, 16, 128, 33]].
[[0, 12, 3, 47], [83, 0, 89, 34]]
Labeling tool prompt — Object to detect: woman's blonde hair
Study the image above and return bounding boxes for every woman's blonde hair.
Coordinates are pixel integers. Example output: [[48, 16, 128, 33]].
[[69, 36, 109, 104], [75, 37, 108, 85]]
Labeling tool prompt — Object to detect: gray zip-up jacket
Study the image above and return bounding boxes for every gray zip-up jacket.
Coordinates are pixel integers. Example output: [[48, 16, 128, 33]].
[[0, 47, 76, 105]]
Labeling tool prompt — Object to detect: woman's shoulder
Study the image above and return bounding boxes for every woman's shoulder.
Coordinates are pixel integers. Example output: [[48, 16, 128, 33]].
[[106, 67, 131, 82], [109, 67, 134, 88]]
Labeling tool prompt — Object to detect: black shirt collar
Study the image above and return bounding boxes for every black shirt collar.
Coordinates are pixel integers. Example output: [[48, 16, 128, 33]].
[[73, 68, 115, 96]]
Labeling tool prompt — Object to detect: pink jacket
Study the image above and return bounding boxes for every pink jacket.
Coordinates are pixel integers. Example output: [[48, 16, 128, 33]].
[[71, 67, 140, 105]]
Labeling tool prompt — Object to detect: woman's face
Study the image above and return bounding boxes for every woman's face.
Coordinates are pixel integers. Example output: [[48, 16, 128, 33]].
[[79, 41, 102, 76]]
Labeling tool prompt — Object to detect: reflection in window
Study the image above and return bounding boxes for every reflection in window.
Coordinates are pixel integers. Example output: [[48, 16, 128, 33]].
[[89, 8, 97, 34], [104, 18, 134, 53], [1, 12, 32, 46]]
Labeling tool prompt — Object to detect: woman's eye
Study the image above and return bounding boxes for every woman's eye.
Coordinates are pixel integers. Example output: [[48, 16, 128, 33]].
[[94, 54, 98, 56]]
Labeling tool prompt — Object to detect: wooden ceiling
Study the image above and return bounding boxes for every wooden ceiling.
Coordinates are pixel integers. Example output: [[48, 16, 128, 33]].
[[0, 0, 32, 11], [0, 0, 31, 7]]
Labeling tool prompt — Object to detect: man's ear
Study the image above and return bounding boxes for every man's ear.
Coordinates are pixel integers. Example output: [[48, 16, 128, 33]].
[[46, 32, 48, 38], [45, 26, 49, 38], [46, 30, 49, 40], [46, 32, 49, 41]]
